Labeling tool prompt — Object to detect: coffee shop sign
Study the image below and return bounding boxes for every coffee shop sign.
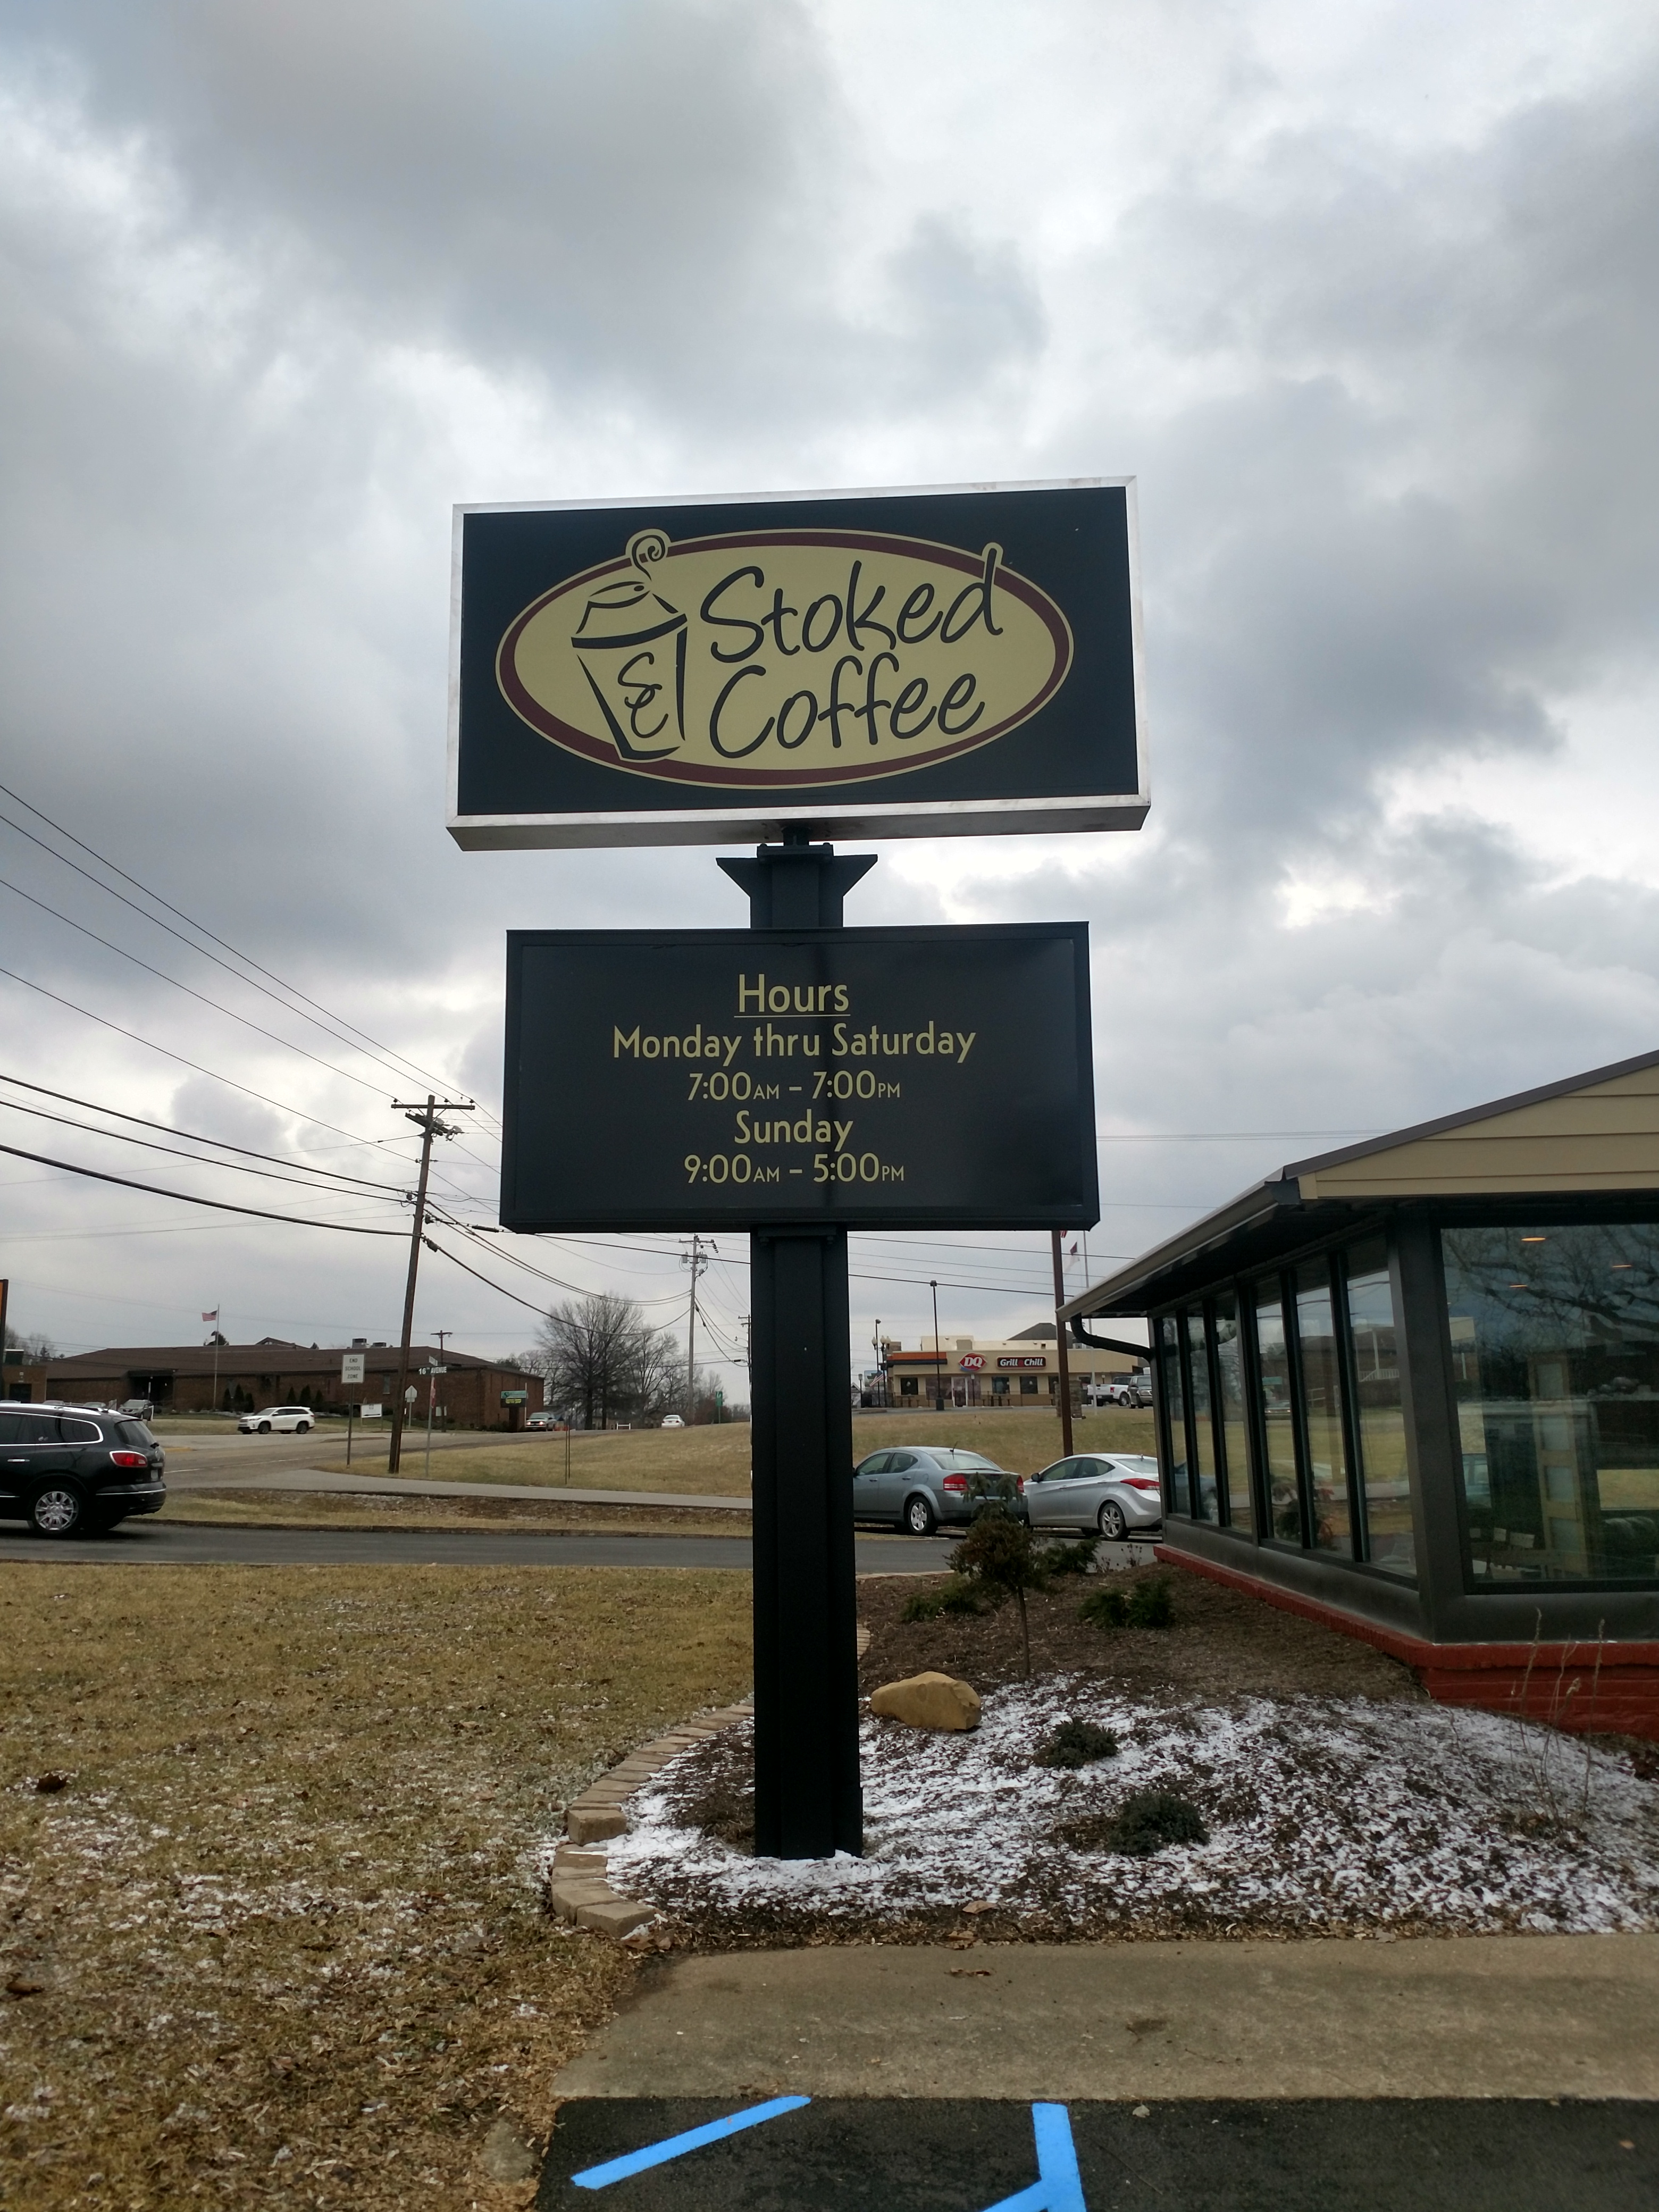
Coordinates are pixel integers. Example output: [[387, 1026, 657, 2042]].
[[497, 527, 1072, 790]]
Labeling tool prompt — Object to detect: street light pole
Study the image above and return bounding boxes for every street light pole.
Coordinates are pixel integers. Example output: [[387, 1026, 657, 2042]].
[[425, 1328, 450, 1479], [1052, 1229, 1074, 1456], [930, 1279, 942, 1412]]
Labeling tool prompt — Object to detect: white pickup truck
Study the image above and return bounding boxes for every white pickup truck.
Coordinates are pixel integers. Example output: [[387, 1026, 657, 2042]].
[[1086, 1375, 1153, 1409]]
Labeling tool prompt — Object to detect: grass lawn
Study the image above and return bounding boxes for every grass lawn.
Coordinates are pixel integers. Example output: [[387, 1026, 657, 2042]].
[[397, 1427, 753, 1495], [849, 1406, 1156, 1473], [349, 1409, 1154, 1494], [0, 1565, 750, 2209]]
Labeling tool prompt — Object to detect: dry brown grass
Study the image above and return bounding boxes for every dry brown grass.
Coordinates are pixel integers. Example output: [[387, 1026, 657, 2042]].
[[157, 1492, 750, 1537], [849, 1405, 1157, 1471], [412, 1408, 1156, 1492], [398, 1428, 752, 1495], [0, 1565, 750, 2209]]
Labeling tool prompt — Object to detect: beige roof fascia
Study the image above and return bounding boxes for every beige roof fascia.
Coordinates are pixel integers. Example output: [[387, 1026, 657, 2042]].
[[1062, 1044, 1659, 1321]]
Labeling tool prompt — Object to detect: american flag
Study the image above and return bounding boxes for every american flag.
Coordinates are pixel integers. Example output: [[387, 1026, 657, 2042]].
[[201, 1308, 219, 1324]]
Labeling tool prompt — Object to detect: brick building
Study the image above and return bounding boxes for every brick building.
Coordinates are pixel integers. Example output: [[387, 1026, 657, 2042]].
[[15, 1339, 542, 1428]]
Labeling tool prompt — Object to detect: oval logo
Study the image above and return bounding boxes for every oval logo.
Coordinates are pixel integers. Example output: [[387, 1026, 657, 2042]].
[[496, 527, 1073, 788]]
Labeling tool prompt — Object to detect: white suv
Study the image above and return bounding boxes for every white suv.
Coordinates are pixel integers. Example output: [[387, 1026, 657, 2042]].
[[238, 1405, 316, 1435]]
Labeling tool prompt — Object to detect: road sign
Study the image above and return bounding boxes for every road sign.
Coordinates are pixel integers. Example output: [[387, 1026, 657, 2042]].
[[500, 925, 1096, 1233], [449, 480, 1145, 851], [341, 1353, 365, 1385], [404, 1385, 417, 1404]]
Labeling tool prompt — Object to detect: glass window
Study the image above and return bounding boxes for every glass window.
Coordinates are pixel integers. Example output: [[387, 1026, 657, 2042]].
[[58, 1419, 101, 1443], [1253, 1281, 1301, 1541], [1443, 1223, 1659, 1586], [1184, 1312, 1219, 1522], [1213, 1293, 1253, 1535], [1295, 1260, 1353, 1555], [1158, 1314, 1187, 1515], [1344, 1237, 1413, 1579]]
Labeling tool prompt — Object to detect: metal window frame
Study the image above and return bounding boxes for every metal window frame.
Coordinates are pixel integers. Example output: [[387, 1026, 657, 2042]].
[[1211, 1284, 1255, 1537], [1329, 1246, 1370, 1564], [1182, 1306, 1216, 1524], [1153, 1311, 1187, 1519]]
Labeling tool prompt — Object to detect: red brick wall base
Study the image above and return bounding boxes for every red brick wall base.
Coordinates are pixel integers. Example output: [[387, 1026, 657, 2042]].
[[1155, 1545, 1659, 1742]]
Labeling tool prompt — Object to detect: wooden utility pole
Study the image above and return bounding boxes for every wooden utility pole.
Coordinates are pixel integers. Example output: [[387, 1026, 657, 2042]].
[[681, 1234, 709, 1422], [1052, 1229, 1074, 1455], [388, 1096, 473, 1474]]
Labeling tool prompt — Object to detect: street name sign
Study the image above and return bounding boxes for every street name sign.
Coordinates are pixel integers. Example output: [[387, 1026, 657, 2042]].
[[449, 480, 1145, 849], [500, 924, 1096, 1233]]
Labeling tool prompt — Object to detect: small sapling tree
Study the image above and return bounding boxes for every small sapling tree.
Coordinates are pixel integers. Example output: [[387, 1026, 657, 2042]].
[[952, 1504, 1049, 1677]]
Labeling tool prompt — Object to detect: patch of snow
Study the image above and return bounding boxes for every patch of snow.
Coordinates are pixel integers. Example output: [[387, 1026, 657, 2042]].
[[605, 1684, 1659, 1938]]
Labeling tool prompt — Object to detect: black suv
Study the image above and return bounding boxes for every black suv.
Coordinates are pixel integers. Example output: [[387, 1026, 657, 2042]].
[[0, 1403, 166, 1537]]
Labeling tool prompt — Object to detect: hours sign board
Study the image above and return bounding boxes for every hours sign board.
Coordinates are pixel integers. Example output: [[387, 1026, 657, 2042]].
[[449, 481, 1145, 850], [501, 926, 1097, 1233]]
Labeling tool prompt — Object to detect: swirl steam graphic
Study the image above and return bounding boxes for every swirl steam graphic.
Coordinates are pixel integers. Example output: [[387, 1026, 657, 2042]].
[[626, 528, 672, 582]]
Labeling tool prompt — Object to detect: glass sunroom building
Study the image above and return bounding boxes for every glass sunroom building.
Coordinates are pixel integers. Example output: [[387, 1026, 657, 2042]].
[[1063, 1051, 1659, 1732]]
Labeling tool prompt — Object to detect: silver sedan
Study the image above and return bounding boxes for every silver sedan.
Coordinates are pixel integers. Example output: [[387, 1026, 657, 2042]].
[[1025, 1452, 1164, 1538]]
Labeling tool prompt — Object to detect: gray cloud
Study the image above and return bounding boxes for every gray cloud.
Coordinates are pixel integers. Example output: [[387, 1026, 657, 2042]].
[[1, 4, 1657, 1363]]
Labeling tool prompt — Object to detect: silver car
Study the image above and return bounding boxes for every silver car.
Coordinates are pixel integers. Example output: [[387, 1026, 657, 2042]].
[[1025, 1452, 1164, 1538], [851, 1445, 1024, 1536]]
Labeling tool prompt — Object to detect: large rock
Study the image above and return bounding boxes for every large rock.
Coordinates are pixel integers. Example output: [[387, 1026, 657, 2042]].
[[869, 1671, 982, 1732]]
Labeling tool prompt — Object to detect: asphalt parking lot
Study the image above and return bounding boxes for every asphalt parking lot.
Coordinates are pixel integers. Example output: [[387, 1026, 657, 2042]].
[[537, 2096, 1656, 2211]]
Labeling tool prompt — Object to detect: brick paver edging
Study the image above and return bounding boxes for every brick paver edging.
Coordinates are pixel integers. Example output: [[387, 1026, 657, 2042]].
[[547, 1626, 871, 1940]]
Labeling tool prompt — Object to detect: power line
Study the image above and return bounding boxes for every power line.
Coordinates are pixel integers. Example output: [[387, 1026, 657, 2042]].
[[0, 1078, 409, 1194], [0, 1139, 406, 1235], [0, 802, 498, 1112], [431, 1215, 685, 1304], [0, 962, 395, 1154], [0, 872, 405, 1101], [0, 778, 499, 1125], [1096, 1129, 1381, 1141]]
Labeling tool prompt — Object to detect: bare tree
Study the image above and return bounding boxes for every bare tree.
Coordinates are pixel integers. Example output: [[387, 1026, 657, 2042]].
[[537, 1294, 684, 1429]]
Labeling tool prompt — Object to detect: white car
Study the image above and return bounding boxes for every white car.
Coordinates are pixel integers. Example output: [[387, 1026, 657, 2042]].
[[660, 1413, 685, 1428], [238, 1405, 316, 1435], [1025, 1452, 1164, 1538]]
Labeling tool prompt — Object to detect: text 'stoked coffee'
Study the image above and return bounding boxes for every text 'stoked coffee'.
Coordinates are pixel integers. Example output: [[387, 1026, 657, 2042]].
[[449, 481, 1145, 848]]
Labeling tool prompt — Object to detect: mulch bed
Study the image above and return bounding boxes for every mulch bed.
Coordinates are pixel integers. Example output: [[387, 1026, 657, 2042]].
[[854, 1561, 1422, 1705]]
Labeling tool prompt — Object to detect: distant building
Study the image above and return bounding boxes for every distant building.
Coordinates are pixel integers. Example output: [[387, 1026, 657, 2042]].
[[866, 1323, 1145, 1410], [14, 1338, 542, 1429]]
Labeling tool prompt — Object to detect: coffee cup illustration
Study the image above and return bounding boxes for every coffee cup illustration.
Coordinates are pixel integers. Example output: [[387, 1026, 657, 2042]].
[[569, 529, 688, 761]]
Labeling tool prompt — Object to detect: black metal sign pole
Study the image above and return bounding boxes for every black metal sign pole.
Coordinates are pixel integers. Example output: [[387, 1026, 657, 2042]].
[[718, 834, 875, 1858]]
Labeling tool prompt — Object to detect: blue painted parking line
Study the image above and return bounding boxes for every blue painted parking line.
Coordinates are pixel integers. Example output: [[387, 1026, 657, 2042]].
[[569, 2094, 812, 2189], [982, 2104, 1087, 2212]]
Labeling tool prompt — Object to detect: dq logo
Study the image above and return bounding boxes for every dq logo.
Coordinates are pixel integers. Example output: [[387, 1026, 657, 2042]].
[[497, 526, 1073, 789], [959, 1353, 986, 1370]]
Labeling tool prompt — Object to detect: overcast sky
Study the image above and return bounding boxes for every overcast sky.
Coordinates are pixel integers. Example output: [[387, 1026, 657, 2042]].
[[2, 0, 1657, 1393]]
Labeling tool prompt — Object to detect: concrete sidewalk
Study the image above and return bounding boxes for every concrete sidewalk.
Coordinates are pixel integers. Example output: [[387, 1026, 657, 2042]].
[[554, 1935, 1659, 2101], [164, 1467, 752, 1511]]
